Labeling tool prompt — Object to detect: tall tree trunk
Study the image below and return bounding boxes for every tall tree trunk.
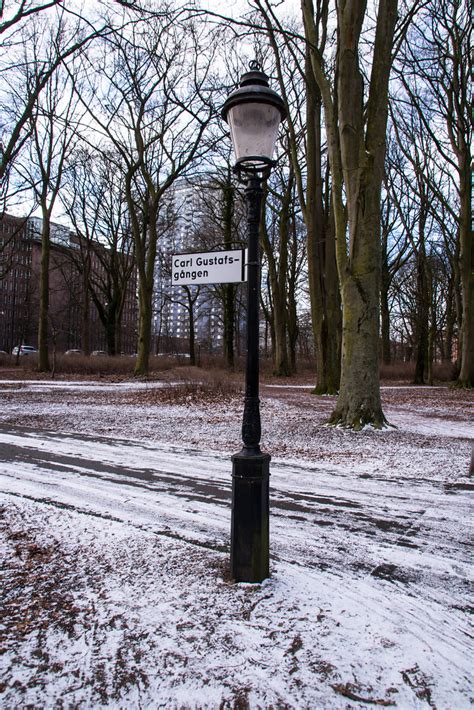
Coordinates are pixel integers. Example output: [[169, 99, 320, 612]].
[[134, 203, 157, 377], [413, 213, 429, 384], [330, 217, 386, 428], [260, 181, 292, 377], [287, 217, 299, 374], [443, 274, 455, 364], [457, 156, 473, 386], [321, 0, 398, 427], [323, 201, 342, 392], [38, 213, 50, 372], [222, 175, 236, 369], [262, 10, 341, 390], [135, 279, 154, 376], [82, 267, 90, 356], [272, 297, 289, 375], [305, 54, 341, 394], [272, 215, 291, 377], [380, 287, 391, 366], [380, 236, 391, 366], [115, 289, 126, 356], [223, 284, 236, 369], [105, 302, 117, 356], [185, 286, 196, 366], [427, 297, 435, 386]]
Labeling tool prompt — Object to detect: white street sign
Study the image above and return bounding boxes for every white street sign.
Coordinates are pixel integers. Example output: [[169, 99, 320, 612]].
[[172, 249, 246, 286]]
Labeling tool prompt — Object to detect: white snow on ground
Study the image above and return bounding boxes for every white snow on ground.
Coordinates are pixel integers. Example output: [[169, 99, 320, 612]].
[[0, 379, 473, 708], [0, 379, 171, 393]]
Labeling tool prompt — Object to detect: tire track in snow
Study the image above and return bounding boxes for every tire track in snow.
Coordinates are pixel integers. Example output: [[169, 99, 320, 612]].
[[0, 424, 472, 607]]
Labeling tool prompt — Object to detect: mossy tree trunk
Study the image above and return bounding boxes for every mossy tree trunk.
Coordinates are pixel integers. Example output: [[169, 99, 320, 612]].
[[303, 0, 398, 427], [330, 264, 385, 429], [261, 10, 341, 392]]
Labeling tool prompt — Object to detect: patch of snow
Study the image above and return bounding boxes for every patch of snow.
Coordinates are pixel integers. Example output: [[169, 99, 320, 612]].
[[0, 379, 473, 707]]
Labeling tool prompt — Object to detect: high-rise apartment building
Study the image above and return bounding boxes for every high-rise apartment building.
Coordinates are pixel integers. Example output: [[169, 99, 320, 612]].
[[153, 179, 225, 354]]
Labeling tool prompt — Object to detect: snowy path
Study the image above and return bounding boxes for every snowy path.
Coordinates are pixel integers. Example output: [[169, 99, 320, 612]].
[[1, 423, 473, 707]]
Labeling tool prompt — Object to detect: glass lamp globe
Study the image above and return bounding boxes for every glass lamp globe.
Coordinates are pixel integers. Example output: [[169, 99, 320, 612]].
[[222, 62, 286, 173]]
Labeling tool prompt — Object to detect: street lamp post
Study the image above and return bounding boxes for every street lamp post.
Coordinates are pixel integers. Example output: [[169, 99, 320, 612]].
[[222, 61, 286, 583]]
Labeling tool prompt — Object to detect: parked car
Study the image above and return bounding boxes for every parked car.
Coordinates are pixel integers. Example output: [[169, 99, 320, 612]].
[[12, 345, 38, 356], [64, 349, 83, 356], [90, 350, 107, 357]]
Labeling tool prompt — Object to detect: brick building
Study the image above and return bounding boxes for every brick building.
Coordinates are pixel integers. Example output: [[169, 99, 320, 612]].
[[0, 214, 33, 352], [0, 214, 137, 354]]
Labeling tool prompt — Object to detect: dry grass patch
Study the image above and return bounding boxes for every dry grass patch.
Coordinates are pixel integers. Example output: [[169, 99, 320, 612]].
[[379, 360, 457, 383], [140, 369, 243, 404]]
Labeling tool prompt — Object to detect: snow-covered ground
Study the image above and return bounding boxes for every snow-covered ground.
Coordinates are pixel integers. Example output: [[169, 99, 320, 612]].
[[0, 378, 472, 708]]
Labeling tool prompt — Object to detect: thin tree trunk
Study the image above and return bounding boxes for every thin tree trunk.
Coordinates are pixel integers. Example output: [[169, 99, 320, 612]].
[[287, 217, 299, 374], [260, 184, 291, 377], [457, 157, 473, 386], [222, 175, 236, 369], [381, 243, 391, 365], [38, 213, 50, 372], [412, 192, 431, 385], [186, 286, 196, 366], [443, 274, 455, 364], [305, 55, 341, 394], [105, 302, 117, 356], [223, 284, 236, 369], [322, 201, 341, 392], [413, 255, 429, 384], [82, 266, 90, 356], [134, 201, 157, 377]]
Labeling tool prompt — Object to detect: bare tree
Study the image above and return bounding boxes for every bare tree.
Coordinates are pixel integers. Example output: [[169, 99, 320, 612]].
[[261, 167, 303, 376], [252, 0, 342, 392], [14, 19, 82, 370], [299, 0, 414, 427], [0, 1, 64, 34], [0, 4, 108, 208], [62, 147, 136, 355], [175, 167, 247, 369], [394, 0, 472, 386], [71, 9, 215, 375], [388, 105, 446, 384]]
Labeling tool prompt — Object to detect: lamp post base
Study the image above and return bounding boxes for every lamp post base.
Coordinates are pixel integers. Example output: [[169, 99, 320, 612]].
[[230, 451, 271, 583]]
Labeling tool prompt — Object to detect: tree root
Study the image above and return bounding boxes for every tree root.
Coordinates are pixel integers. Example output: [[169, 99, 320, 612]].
[[327, 406, 388, 431]]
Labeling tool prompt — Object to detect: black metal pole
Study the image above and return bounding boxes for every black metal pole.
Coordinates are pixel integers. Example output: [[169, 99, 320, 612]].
[[231, 173, 270, 583]]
